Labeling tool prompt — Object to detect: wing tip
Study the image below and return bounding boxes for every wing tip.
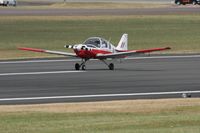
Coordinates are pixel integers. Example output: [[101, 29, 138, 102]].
[[18, 47, 45, 53], [165, 47, 171, 50]]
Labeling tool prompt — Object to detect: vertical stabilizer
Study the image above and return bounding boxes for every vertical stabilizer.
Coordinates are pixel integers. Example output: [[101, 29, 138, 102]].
[[116, 34, 128, 51]]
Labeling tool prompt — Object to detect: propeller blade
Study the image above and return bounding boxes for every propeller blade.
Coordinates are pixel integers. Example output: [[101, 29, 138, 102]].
[[64, 45, 74, 49]]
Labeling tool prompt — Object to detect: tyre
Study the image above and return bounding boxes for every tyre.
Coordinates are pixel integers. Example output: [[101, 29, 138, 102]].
[[175, 1, 181, 5], [75, 63, 80, 70], [192, 1, 197, 5], [182, 93, 191, 98], [81, 65, 86, 70], [109, 63, 114, 70]]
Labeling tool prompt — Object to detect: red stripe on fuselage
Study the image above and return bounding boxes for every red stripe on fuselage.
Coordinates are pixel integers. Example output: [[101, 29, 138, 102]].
[[74, 49, 112, 59]]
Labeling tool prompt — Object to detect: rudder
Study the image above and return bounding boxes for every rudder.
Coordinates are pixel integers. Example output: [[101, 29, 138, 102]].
[[116, 33, 128, 51]]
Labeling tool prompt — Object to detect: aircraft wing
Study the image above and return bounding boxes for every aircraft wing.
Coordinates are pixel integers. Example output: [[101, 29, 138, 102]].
[[18, 47, 77, 57], [96, 47, 171, 59]]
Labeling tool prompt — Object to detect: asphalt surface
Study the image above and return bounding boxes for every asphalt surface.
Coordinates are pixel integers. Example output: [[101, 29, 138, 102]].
[[0, 55, 200, 104]]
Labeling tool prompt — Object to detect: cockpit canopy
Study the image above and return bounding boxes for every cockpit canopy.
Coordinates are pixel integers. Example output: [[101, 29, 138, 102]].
[[83, 37, 111, 49]]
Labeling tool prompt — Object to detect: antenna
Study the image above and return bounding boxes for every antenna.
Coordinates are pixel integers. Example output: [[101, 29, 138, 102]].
[[108, 37, 111, 44]]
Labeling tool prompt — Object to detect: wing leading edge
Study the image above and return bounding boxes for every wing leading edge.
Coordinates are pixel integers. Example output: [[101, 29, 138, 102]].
[[18, 47, 77, 57], [96, 47, 171, 59], [18, 47, 170, 59]]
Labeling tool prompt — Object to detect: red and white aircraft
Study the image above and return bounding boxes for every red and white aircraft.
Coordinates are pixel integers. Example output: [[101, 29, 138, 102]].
[[18, 34, 170, 70]]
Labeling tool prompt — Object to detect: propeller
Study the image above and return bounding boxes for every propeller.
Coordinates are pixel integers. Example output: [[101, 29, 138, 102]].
[[64, 44, 90, 51], [64, 45, 74, 49]]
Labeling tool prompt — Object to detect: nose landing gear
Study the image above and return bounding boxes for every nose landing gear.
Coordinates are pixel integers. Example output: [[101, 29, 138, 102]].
[[75, 59, 88, 70], [75, 63, 80, 70]]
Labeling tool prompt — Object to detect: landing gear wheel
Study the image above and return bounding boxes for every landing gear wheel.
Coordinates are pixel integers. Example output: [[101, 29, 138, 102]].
[[109, 63, 114, 70], [176, 1, 181, 5], [81, 65, 86, 70], [75, 63, 80, 70], [192, 1, 196, 5]]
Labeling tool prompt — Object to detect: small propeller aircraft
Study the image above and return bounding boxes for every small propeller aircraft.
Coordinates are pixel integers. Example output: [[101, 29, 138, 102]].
[[18, 34, 171, 70]]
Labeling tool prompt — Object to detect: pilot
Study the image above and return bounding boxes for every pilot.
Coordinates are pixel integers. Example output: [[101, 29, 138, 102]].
[[101, 41, 107, 48], [95, 40, 100, 47]]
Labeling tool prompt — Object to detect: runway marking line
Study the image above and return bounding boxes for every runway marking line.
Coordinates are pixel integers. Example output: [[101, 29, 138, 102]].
[[0, 71, 85, 76], [0, 90, 199, 102], [1, 55, 200, 64]]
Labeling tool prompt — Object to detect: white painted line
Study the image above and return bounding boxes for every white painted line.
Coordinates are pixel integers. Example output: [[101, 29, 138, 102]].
[[0, 90, 199, 101], [0, 71, 85, 76], [0, 59, 80, 64], [0, 55, 200, 64]]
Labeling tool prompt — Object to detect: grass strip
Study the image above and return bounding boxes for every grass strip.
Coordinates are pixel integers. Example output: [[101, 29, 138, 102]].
[[0, 98, 199, 133]]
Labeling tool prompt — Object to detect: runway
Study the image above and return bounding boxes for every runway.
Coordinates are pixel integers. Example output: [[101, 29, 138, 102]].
[[0, 55, 200, 104]]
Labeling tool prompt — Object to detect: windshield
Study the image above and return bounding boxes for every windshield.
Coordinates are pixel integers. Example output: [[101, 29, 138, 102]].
[[84, 38, 101, 48]]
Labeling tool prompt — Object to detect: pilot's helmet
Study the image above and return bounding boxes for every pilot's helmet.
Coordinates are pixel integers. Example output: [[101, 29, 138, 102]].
[[95, 40, 100, 44]]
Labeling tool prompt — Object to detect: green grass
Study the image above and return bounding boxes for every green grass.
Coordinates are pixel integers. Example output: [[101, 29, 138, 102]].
[[0, 99, 200, 133], [0, 15, 200, 59], [1, 112, 200, 133]]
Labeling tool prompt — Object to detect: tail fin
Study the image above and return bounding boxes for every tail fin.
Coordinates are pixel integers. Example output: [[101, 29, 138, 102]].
[[116, 33, 128, 51]]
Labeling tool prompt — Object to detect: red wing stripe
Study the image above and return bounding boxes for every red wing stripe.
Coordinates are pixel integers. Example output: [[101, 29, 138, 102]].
[[18, 47, 77, 57], [18, 47, 45, 53], [135, 47, 171, 53]]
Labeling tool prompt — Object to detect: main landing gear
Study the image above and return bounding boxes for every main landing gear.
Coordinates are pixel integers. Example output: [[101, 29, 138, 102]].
[[74, 59, 115, 70], [101, 59, 114, 70]]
